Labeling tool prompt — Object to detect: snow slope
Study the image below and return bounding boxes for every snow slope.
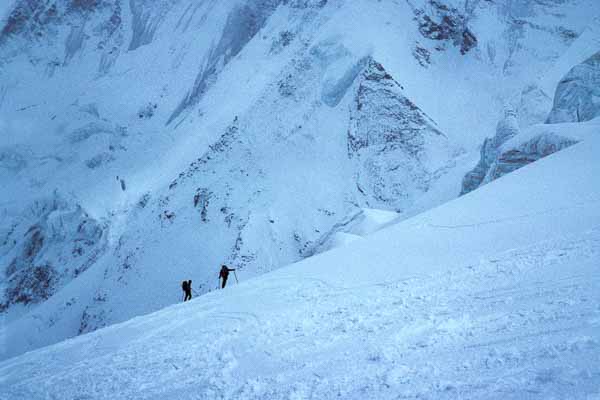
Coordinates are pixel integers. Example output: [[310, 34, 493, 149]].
[[1, 127, 599, 399], [2, 0, 600, 361]]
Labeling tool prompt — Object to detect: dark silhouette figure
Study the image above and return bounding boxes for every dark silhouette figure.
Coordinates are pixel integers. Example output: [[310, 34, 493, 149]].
[[219, 265, 236, 289], [182, 279, 192, 301]]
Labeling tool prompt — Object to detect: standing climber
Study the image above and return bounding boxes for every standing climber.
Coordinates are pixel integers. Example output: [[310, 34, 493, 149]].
[[182, 279, 192, 301], [219, 265, 236, 289]]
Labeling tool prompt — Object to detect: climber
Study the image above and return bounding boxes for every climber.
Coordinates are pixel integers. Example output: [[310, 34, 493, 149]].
[[219, 265, 236, 289], [182, 279, 192, 301]]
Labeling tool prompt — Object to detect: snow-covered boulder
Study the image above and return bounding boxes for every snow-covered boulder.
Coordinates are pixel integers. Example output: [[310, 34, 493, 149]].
[[546, 51, 600, 124], [461, 109, 519, 194]]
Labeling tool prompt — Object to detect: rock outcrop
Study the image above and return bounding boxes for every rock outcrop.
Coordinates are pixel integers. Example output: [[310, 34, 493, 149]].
[[546, 51, 600, 124], [1, 193, 106, 312], [413, 0, 477, 54], [485, 133, 578, 182], [462, 75, 587, 195], [0, 0, 124, 70], [348, 59, 451, 211]]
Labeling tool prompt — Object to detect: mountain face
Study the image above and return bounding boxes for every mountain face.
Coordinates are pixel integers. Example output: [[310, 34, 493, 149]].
[[462, 49, 600, 194], [2, 118, 600, 399], [0, 192, 106, 313], [1, 0, 600, 360], [348, 59, 453, 210]]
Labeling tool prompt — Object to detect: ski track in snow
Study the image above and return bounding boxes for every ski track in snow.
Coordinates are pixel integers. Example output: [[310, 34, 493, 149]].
[[1, 229, 599, 399]]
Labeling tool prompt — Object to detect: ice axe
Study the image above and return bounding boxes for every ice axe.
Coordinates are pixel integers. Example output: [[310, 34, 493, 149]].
[[233, 270, 239, 284]]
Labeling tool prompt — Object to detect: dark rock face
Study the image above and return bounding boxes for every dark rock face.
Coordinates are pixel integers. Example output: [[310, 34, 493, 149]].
[[486, 133, 578, 181], [546, 51, 600, 124], [0, 0, 124, 72], [348, 59, 450, 210], [460, 29, 477, 55], [1, 0, 121, 42], [1, 194, 106, 312], [270, 30, 295, 54], [461, 109, 519, 195], [168, 118, 241, 190], [414, 0, 477, 54], [349, 60, 444, 153], [193, 188, 211, 222], [1, 1, 61, 39], [3, 264, 57, 311], [413, 44, 432, 67], [461, 116, 578, 195]]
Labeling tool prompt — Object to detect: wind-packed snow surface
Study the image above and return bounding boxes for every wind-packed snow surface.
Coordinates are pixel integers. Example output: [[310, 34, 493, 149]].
[[2, 126, 599, 399]]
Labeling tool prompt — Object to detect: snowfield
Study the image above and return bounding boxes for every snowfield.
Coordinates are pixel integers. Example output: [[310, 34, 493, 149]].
[[2, 0, 600, 397], [2, 0, 600, 360], [1, 129, 599, 399]]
